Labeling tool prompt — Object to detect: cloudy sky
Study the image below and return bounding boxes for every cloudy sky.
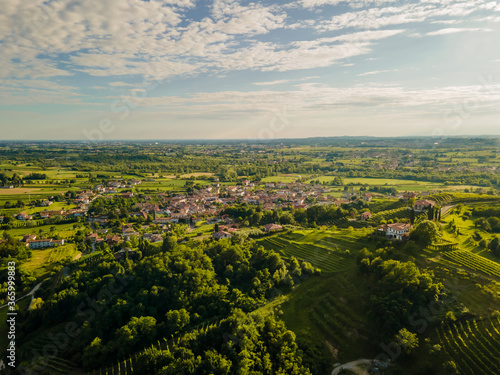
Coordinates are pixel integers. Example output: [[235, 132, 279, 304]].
[[1, 0, 500, 140]]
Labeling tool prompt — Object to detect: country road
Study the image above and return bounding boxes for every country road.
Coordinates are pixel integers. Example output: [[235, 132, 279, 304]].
[[441, 205, 455, 217], [0, 281, 43, 310], [331, 359, 372, 375]]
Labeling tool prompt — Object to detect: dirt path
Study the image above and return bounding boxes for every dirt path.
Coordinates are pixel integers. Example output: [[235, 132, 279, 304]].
[[441, 205, 455, 217], [0, 281, 43, 310], [331, 359, 372, 375]]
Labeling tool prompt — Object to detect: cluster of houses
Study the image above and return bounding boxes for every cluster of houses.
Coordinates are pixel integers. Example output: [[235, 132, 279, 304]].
[[212, 223, 283, 240], [95, 180, 142, 194], [84, 223, 165, 249], [83, 181, 339, 227], [374, 196, 436, 241], [4, 176, 439, 250]]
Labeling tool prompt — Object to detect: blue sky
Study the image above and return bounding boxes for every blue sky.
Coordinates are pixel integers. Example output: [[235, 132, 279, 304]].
[[1, 0, 500, 140]]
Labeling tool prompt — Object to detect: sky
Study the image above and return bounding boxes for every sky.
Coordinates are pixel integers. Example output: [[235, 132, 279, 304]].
[[1, 0, 500, 140]]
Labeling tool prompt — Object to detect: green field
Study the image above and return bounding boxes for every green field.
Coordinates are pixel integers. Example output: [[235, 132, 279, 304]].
[[1, 222, 80, 239], [261, 175, 304, 183], [22, 243, 80, 278], [307, 176, 483, 192]]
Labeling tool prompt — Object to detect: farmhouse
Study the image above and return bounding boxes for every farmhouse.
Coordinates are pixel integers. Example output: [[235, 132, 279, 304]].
[[16, 212, 33, 220], [86, 233, 104, 243], [68, 209, 85, 217], [153, 217, 171, 225], [379, 223, 412, 241], [39, 210, 65, 218], [21, 234, 37, 242], [402, 192, 417, 201], [414, 199, 436, 212], [109, 181, 123, 188], [105, 234, 122, 246], [263, 223, 283, 232], [213, 231, 232, 240], [143, 233, 163, 243], [360, 212, 372, 221], [363, 193, 372, 202], [25, 238, 64, 249]]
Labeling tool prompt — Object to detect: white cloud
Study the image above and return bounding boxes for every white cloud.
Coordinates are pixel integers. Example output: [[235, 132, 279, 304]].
[[108, 81, 500, 117], [301, 0, 399, 9], [109, 82, 138, 87], [426, 27, 492, 35], [358, 69, 398, 76], [254, 80, 291, 86], [314, 0, 495, 32]]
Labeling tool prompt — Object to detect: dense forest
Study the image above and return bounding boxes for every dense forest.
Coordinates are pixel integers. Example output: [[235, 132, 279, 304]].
[[17, 239, 317, 372]]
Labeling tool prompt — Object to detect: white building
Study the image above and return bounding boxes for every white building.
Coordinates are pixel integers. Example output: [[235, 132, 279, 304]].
[[379, 223, 412, 241], [26, 239, 64, 249]]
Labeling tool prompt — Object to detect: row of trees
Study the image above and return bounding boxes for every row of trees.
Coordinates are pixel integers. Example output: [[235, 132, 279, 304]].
[[222, 204, 348, 228]]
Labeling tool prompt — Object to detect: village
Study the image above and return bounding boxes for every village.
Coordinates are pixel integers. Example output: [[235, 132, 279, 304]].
[[0, 177, 438, 252]]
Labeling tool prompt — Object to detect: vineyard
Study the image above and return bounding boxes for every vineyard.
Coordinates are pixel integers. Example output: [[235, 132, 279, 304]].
[[280, 270, 375, 362], [90, 321, 223, 375], [425, 192, 499, 205], [258, 230, 364, 273], [436, 317, 500, 375], [367, 206, 410, 223], [47, 244, 79, 263], [261, 237, 353, 273], [308, 274, 374, 359], [20, 336, 79, 373], [443, 250, 500, 278]]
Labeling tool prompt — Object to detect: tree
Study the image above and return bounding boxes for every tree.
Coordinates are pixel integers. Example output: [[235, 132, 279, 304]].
[[162, 235, 177, 252], [165, 308, 190, 335], [82, 337, 106, 368], [427, 205, 434, 220], [396, 328, 419, 355], [410, 220, 441, 246], [115, 316, 158, 357], [489, 236, 500, 257]]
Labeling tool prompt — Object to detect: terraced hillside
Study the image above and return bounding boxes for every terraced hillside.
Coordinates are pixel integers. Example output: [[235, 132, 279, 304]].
[[281, 271, 377, 362], [436, 318, 500, 375], [258, 229, 372, 273], [20, 336, 79, 373], [443, 250, 500, 278]]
